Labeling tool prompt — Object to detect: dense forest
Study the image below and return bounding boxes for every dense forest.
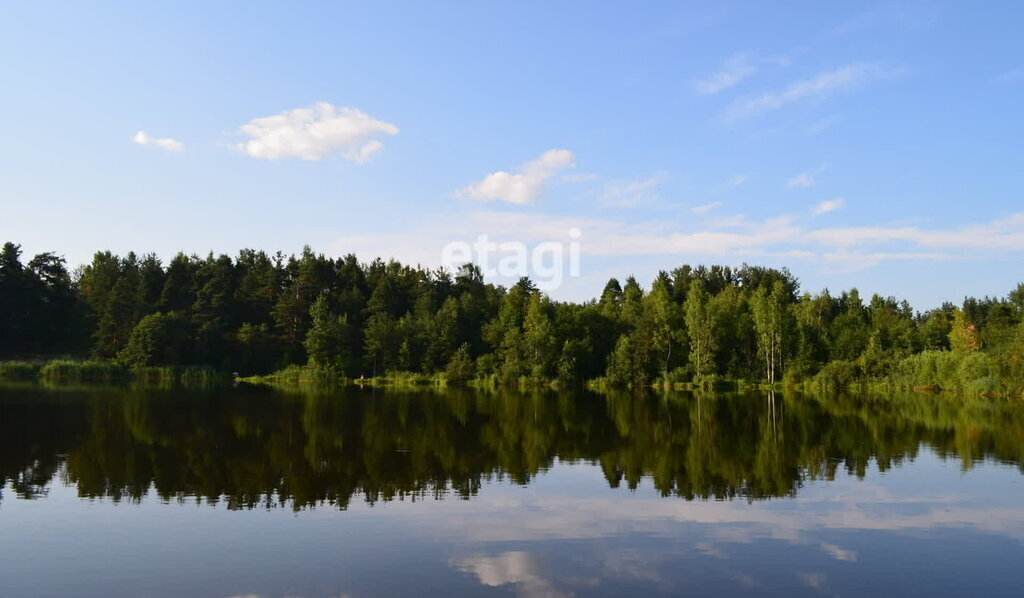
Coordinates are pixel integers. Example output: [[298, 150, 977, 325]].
[[1, 241, 1023, 393]]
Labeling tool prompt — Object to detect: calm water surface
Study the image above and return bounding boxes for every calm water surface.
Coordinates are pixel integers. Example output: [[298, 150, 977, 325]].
[[1, 384, 1023, 597]]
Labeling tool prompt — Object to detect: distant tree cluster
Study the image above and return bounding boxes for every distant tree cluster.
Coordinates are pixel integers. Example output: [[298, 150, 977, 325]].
[[2, 240, 1024, 390]]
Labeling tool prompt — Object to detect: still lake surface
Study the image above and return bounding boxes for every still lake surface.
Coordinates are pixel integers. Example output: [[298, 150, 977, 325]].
[[1, 383, 1023, 597]]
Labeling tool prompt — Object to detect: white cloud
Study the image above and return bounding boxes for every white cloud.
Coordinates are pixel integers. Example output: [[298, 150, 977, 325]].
[[705, 214, 747, 228], [366, 461, 1024, 547], [696, 55, 757, 94], [456, 149, 576, 205], [601, 175, 664, 207], [454, 552, 571, 598], [810, 213, 1024, 250], [562, 172, 599, 183], [232, 102, 398, 162], [812, 197, 845, 215], [132, 131, 184, 152], [325, 208, 1024, 299], [820, 543, 858, 562], [727, 174, 748, 186], [787, 173, 814, 188], [787, 163, 828, 188], [691, 202, 722, 215], [725, 64, 888, 119]]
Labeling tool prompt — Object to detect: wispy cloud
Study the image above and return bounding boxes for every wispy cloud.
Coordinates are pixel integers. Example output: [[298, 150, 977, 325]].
[[232, 102, 398, 162], [695, 55, 757, 95], [829, 3, 940, 38], [806, 115, 841, 136], [724, 64, 890, 120], [326, 207, 1024, 296], [691, 202, 722, 215], [820, 543, 858, 562], [812, 197, 845, 215], [601, 174, 665, 207], [562, 172, 599, 183], [456, 149, 576, 205], [787, 163, 828, 188], [695, 54, 790, 95], [727, 174, 748, 186], [705, 214, 747, 228], [994, 68, 1024, 84], [799, 573, 828, 590], [808, 213, 1024, 250], [132, 131, 184, 152]]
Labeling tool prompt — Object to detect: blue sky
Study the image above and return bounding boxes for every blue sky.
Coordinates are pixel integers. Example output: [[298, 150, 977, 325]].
[[2, 1, 1023, 308]]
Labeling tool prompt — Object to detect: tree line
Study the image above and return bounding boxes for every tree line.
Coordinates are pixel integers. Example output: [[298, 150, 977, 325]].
[[2, 240, 1023, 391]]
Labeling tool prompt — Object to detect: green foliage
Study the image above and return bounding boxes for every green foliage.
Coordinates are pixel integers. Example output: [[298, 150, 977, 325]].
[[117, 312, 190, 368], [751, 281, 789, 383], [684, 279, 715, 377], [236, 322, 276, 375], [813, 360, 860, 389], [249, 364, 343, 386], [39, 359, 129, 381], [444, 343, 475, 385], [4, 238, 1024, 395], [0, 361, 41, 380], [131, 365, 222, 385], [0, 243, 80, 357], [304, 294, 350, 372], [949, 309, 982, 353]]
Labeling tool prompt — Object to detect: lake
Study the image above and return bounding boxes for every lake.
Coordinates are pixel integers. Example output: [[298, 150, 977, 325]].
[[1, 384, 1023, 597]]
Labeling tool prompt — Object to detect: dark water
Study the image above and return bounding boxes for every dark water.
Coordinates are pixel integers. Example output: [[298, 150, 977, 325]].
[[1, 384, 1023, 597]]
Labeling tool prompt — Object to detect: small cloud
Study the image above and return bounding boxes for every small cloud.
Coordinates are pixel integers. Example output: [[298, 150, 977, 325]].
[[132, 131, 184, 152], [807, 115, 842, 136], [706, 213, 747, 228], [787, 163, 828, 188], [456, 149, 576, 205], [696, 55, 757, 94], [830, 3, 941, 38], [691, 201, 722, 215], [233, 102, 398, 162], [788, 173, 814, 188], [994, 68, 1024, 83], [562, 172, 599, 183], [727, 174, 748, 187], [813, 197, 845, 215], [820, 542, 858, 562], [601, 174, 665, 207], [799, 573, 827, 590], [454, 552, 571, 598], [724, 64, 893, 120]]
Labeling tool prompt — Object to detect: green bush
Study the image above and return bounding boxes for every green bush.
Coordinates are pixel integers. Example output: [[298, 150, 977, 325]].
[[0, 361, 40, 380], [444, 344, 474, 385], [117, 312, 191, 368], [813, 360, 860, 389], [957, 351, 995, 386]]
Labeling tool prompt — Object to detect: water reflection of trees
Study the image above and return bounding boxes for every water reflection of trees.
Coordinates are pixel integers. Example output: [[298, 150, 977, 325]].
[[1, 386, 1022, 509]]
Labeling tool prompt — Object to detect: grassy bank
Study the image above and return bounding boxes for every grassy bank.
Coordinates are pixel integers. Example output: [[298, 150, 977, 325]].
[[0, 361, 41, 380], [6, 353, 1020, 399], [0, 359, 227, 386], [241, 364, 347, 386]]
